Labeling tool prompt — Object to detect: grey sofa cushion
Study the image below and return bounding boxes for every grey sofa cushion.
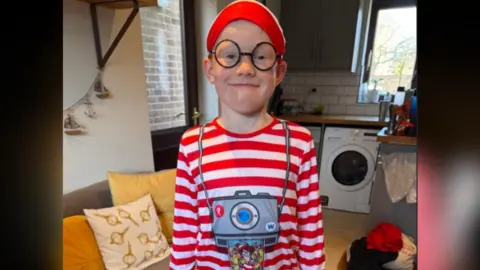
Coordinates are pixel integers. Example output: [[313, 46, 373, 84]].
[[63, 180, 113, 218], [63, 170, 163, 218]]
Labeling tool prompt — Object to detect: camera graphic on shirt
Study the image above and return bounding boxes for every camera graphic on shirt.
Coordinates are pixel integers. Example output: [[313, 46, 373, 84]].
[[211, 190, 281, 248]]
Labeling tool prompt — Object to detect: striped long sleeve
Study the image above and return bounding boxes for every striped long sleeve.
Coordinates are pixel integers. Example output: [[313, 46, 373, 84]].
[[296, 138, 326, 270], [169, 141, 199, 270]]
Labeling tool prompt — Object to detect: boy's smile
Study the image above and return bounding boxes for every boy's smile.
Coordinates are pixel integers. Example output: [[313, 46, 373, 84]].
[[228, 83, 260, 89]]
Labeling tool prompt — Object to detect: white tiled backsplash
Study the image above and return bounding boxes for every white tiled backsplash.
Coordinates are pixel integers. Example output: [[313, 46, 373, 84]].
[[281, 71, 380, 116]]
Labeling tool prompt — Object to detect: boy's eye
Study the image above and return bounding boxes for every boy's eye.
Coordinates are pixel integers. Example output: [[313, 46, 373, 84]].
[[220, 51, 238, 59]]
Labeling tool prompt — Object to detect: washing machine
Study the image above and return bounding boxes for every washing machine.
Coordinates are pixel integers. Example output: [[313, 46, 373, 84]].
[[319, 127, 381, 214]]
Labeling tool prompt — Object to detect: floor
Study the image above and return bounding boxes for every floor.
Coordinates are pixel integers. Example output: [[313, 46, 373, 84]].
[[323, 208, 370, 270]]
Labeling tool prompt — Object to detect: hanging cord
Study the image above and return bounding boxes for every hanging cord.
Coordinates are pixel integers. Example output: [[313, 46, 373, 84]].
[[197, 124, 213, 219], [63, 69, 106, 116], [278, 120, 291, 216]]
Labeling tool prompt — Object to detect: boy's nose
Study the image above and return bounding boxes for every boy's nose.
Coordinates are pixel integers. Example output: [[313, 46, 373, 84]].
[[236, 55, 256, 76]]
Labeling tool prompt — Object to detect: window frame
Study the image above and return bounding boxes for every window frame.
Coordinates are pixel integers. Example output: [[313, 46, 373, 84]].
[[361, 0, 417, 89]]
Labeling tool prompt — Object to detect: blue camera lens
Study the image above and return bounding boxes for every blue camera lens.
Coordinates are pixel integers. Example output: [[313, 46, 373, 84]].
[[237, 208, 252, 224]]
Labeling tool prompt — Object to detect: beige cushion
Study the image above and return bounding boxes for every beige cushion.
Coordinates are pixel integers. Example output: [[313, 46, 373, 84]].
[[84, 194, 170, 269], [106, 170, 177, 243]]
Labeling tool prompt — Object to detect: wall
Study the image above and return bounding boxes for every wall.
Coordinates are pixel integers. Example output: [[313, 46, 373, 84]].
[[281, 71, 379, 116], [63, 0, 154, 194], [140, 2, 186, 130]]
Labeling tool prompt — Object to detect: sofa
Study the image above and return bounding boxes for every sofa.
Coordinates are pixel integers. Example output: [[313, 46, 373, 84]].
[[63, 170, 175, 270]]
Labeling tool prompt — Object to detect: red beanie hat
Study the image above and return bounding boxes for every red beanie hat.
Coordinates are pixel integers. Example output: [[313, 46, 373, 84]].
[[206, 0, 286, 56]]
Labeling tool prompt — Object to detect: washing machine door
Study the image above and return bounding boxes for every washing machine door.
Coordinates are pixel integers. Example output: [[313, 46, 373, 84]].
[[326, 144, 375, 191]]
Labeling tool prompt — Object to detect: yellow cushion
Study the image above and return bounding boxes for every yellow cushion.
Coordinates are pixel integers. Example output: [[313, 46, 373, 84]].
[[107, 169, 176, 242], [63, 215, 104, 270], [158, 212, 174, 244]]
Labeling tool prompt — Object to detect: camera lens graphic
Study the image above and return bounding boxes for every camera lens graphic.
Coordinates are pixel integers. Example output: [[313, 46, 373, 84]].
[[231, 202, 259, 230], [237, 208, 252, 224]]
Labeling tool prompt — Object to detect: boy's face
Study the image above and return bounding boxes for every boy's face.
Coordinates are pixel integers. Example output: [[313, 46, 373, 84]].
[[203, 20, 287, 116]]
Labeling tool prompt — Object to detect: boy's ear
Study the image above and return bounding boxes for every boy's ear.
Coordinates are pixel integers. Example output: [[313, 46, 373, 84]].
[[203, 57, 215, 84], [275, 60, 287, 86]]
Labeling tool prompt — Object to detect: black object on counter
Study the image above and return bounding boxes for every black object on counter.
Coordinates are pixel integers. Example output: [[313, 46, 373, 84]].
[[378, 101, 390, 122], [386, 104, 397, 135]]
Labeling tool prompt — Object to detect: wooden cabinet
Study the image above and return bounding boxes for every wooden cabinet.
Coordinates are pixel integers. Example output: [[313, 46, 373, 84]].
[[280, 0, 360, 72]]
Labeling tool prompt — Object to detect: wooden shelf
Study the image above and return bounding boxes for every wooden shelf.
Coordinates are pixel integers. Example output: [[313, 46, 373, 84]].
[[278, 114, 388, 127], [377, 127, 417, 146], [78, 0, 157, 9]]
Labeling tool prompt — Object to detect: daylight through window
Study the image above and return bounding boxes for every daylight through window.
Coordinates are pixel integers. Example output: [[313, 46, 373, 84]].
[[366, 6, 417, 95]]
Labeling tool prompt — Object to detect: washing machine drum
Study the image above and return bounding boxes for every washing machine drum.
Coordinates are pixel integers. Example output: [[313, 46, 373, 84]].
[[327, 145, 375, 190], [332, 150, 369, 185]]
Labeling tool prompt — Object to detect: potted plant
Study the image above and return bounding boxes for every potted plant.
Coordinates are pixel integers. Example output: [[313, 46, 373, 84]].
[[366, 78, 383, 103]]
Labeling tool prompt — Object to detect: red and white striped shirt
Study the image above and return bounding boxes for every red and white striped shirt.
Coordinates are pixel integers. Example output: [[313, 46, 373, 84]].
[[169, 117, 326, 270]]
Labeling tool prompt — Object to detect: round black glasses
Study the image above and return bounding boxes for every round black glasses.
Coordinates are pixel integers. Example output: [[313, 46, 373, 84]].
[[210, 39, 282, 71]]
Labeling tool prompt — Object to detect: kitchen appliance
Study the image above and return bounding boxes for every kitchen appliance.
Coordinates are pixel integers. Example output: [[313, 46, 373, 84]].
[[319, 127, 381, 213]]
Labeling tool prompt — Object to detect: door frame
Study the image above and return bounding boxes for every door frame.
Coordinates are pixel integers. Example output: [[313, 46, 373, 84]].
[[150, 0, 199, 171]]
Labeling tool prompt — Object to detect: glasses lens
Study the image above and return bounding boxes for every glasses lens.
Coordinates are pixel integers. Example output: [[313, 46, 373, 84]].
[[214, 40, 278, 70], [214, 40, 240, 68], [252, 43, 277, 70]]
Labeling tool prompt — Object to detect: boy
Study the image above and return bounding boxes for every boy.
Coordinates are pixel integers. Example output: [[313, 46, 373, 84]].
[[169, 1, 325, 269]]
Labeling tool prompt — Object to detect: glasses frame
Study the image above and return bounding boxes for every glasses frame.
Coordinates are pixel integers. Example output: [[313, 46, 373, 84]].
[[209, 39, 282, 71]]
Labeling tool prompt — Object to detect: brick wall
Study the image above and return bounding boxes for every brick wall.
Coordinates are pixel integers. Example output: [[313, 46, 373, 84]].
[[139, 3, 185, 131], [281, 71, 380, 116]]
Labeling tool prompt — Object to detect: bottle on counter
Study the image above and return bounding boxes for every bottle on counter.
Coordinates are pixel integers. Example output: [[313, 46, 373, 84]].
[[393, 87, 406, 105], [407, 95, 417, 136], [386, 104, 397, 135]]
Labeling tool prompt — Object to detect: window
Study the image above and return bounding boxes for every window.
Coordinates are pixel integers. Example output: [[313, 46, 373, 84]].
[[139, 0, 197, 132], [360, 0, 417, 102], [139, 0, 200, 171]]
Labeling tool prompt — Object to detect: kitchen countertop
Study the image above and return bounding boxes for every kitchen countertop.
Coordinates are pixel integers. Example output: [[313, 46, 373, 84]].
[[278, 114, 388, 127], [376, 127, 417, 145]]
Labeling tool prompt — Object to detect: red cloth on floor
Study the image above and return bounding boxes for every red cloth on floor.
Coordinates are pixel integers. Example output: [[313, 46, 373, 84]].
[[366, 222, 403, 252]]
